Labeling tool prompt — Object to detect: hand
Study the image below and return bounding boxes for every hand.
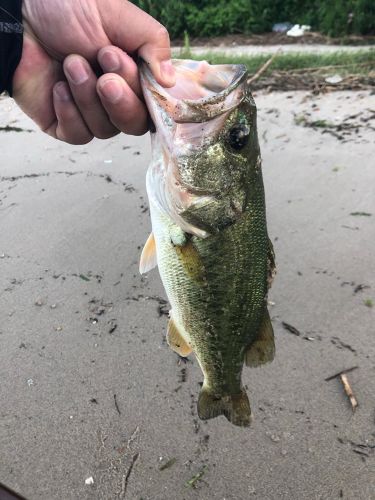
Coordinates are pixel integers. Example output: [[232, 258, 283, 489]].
[[12, 0, 175, 144]]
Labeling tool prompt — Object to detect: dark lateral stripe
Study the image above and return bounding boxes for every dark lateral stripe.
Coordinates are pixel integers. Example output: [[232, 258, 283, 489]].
[[0, 483, 27, 500]]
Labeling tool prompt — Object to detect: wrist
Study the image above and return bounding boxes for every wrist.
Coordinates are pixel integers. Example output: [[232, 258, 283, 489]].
[[0, 0, 24, 96]]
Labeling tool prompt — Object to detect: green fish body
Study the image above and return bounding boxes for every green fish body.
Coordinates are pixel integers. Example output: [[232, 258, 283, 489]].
[[140, 60, 275, 427]]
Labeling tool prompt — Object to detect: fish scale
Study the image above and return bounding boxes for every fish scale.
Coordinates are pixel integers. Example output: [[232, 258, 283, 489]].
[[140, 59, 275, 427]]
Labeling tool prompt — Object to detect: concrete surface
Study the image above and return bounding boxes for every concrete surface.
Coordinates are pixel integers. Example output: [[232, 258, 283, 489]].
[[0, 90, 374, 500], [173, 45, 374, 56]]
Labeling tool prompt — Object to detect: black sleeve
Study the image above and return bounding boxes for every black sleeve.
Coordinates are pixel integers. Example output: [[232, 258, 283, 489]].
[[0, 0, 24, 96]]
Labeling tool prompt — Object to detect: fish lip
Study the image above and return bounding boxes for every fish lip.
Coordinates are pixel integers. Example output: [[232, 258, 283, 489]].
[[140, 59, 248, 123]]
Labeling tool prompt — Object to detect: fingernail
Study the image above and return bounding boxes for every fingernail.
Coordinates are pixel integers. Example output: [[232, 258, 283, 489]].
[[100, 79, 123, 103], [160, 60, 176, 86], [54, 82, 71, 102], [66, 60, 88, 85], [100, 50, 120, 72]]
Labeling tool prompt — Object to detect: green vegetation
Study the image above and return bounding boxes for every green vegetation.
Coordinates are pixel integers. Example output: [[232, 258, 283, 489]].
[[134, 1, 375, 39], [364, 299, 373, 308], [174, 50, 375, 77]]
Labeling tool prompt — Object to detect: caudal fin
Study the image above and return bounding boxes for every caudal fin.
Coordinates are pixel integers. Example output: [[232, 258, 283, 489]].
[[197, 387, 252, 427]]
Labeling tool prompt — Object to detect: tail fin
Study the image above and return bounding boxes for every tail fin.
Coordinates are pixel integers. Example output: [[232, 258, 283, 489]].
[[197, 387, 252, 427]]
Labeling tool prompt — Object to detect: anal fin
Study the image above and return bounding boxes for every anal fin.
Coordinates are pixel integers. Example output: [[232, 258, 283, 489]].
[[167, 316, 192, 357], [245, 308, 275, 367]]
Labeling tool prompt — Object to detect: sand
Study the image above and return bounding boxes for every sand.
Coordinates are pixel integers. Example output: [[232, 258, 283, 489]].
[[0, 90, 374, 500]]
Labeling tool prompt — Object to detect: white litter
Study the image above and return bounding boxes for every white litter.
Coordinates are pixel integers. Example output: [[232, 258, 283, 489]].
[[104, 159, 113, 164], [287, 24, 311, 37], [325, 74, 343, 84], [85, 477, 94, 485], [27, 379, 34, 387]]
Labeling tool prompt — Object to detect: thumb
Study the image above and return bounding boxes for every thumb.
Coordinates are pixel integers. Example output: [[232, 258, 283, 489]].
[[101, 1, 176, 88]]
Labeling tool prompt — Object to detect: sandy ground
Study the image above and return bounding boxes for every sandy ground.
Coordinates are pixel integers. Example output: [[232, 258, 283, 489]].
[[0, 90, 374, 500], [173, 44, 374, 56]]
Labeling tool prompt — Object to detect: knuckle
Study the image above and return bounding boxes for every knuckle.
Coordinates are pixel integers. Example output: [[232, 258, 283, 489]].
[[65, 133, 93, 145], [156, 25, 170, 45], [95, 128, 119, 140]]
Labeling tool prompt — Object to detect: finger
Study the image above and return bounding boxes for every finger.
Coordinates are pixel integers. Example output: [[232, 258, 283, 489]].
[[51, 82, 93, 144], [64, 55, 120, 140], [100, 1, 176, 88], [97, 74, 148, 136], [98, 46, 142, 98]]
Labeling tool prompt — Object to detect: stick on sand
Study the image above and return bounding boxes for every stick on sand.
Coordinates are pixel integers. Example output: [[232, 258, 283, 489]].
[[339, 373, 358, 412]]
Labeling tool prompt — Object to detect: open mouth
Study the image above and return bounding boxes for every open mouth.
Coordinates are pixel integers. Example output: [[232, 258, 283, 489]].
[[165, 60, 241, 101], [141, 59, 248, 123]]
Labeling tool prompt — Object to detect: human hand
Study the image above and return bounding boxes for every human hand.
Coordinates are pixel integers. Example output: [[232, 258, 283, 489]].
[[12, 0, 175, 144]]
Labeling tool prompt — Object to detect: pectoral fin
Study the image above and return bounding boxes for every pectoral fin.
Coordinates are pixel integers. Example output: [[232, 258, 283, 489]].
[[139, 233, 157, 274], [245, 308, 275, 367], [167, 317, 192, 357]]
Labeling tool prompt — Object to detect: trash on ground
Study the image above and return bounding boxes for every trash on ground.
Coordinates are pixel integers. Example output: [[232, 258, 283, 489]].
[[272, 22, 293, 33], [287, 24, 311, 37], [325, 74, 343, 84], [85, 477, 94, 486]]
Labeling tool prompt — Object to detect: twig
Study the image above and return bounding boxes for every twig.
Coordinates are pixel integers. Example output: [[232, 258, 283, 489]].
[[248, 50, 281, 84], [114, 394, 121, 415], [282, 321, 301, 336], [280, 62, 373, 74], [126, 426, 140, 450], [120, 453, 139, 499], [340, 373, 358, 412], [186, 466, 207, 489], [325, 366, 358, 382]]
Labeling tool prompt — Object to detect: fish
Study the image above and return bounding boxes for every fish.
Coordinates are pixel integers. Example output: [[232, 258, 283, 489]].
[[139, 59, 276, 427]]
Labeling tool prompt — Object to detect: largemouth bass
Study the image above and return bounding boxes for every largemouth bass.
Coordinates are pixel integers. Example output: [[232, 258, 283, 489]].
[[139, 60, 275, 427]]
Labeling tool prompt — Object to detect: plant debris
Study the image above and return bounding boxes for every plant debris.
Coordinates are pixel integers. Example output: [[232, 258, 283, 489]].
[[159, 458, 177, 471], [325, 367, 359, 411], [114, 394, 121, 415], [325, 366, 358, 382], [186, 466, 207, 489], [340, 373, 358, 411], [330, 337, 356, 354], [248, 50, 280, 84], [0, 125, 33, 133], [353, 284, 370, 294], [120, 452, 139, 498], [282, 321, 301, 336]]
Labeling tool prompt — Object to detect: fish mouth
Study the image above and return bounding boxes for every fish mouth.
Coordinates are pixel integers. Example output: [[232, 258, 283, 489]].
[[140, 59, 248, 124]]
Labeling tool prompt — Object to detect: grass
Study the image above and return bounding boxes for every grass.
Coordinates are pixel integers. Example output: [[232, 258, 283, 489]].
[[174, 49, 375, 76]]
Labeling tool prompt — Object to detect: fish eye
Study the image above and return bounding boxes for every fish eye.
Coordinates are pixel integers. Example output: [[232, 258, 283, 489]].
[[227, 124, 250, 150]]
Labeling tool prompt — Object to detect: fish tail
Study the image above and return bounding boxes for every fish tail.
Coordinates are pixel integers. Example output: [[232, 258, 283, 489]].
[[197, 386, 252, 427]]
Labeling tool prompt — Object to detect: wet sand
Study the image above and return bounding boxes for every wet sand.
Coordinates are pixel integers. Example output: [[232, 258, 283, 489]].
[[0, 90, 374, 500]]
